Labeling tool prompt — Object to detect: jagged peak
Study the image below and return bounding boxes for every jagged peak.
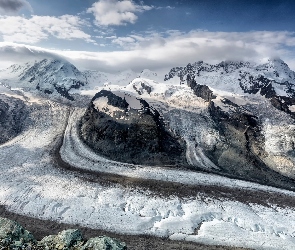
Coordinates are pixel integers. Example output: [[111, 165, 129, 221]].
[[165, 58, 295, 98], [264, 57, 290, 70]]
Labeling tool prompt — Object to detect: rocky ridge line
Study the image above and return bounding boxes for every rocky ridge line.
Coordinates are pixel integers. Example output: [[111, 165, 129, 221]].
[[164, 59, 295, 117]]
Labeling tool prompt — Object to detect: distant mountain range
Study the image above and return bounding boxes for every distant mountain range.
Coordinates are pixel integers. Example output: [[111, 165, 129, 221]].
[[0, 58, 163, 101]]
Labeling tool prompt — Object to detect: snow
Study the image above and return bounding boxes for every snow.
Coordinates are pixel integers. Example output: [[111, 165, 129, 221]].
[[112, 91, 143, 110], [1, 101, 295, 250], [93, 97, 124, 117], [289, 105, 295, 112], [1, 57, 295, 249], [167, 59, 295, 98], [0, 59, 87, 101], [82, 69, 137, 88], [61, 107, 295, 195]]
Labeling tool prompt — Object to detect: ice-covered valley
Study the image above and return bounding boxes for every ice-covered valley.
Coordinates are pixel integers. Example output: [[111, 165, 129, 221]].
[[1, 57, 295, 249]]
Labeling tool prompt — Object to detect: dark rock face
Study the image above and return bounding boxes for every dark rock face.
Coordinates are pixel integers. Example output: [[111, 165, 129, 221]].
[[80, 90, 187, 166], [205, 100, 295, 190], [270, 96, 295, 119], [187, 76, 216, 102], [238, 73, 277, 98], [0, 95, 28, 144], [180, 73, 295, 189], [132, 81, 152, 95]]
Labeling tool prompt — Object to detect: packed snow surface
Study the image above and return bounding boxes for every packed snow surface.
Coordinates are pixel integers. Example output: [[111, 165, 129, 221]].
[[0, 86, 294, 249]]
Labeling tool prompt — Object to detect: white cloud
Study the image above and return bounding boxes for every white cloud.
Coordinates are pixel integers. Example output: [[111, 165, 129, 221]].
[[0, 15, 94, 44], [1, 30, 295, 73], [87, 0, 153, 26], [112, 36, 136, 47], [0, 42, 64, 68], [61, 30, 295, 72], [106, 35, 117, 39], [155, 6, 175, 10]]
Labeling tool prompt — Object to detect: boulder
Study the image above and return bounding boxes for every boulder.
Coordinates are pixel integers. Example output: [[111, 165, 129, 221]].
[[81, 236, 127, 250], [40, 229, 83, 249], [0, 217, 35, 247]]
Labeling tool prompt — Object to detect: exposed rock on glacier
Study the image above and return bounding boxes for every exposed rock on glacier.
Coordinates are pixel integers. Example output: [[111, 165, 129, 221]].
[[187, 74, 216, 102], [0, 94, 28, 144], [164, 59, 295, 187], [80, 90, 187, 166]]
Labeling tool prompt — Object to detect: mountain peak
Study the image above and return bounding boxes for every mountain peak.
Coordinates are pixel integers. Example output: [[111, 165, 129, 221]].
[[0, 58, 87, 101], [165, 58, 295, 98]]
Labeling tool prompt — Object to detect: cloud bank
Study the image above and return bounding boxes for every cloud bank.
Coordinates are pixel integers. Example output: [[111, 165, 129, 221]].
[[0, 15, 94, 44], [1, 30, 295, 73], [65, 30, 295, 72]]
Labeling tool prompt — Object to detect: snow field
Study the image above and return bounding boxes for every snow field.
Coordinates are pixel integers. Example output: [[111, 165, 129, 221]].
[[1, 59, 295, 249]]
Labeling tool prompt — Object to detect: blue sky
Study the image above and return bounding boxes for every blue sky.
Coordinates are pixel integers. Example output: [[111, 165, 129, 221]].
[[1, 0, 295, 71]]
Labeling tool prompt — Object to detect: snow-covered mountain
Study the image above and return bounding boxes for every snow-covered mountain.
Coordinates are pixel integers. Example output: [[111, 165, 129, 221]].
[[74, 58, 295, 191], [81, 68, 163, 89], [0, 58, 87, 100], [165, 58, 295, 97], [0, 58, 163, 101], [2, 56, 295, 250], [165, 59, 295, 119], [1, 56, 295, 186]]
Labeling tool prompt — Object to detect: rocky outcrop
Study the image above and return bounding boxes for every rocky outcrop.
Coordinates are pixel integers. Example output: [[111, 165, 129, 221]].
[[0, 217, 35, 248], [80, 90, 187, 166], [238, 73, 277, 98], [187, 75, 216, 102], [80, 236, 126, 250], [0, 217, 127, 250], [206, 100, 295, 189], [40, 229, 84, 249], [0, 95, 28, 144], [165, 59, 295, 119], [132, 81, 152, 95], [270, 95, 295, 119]]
